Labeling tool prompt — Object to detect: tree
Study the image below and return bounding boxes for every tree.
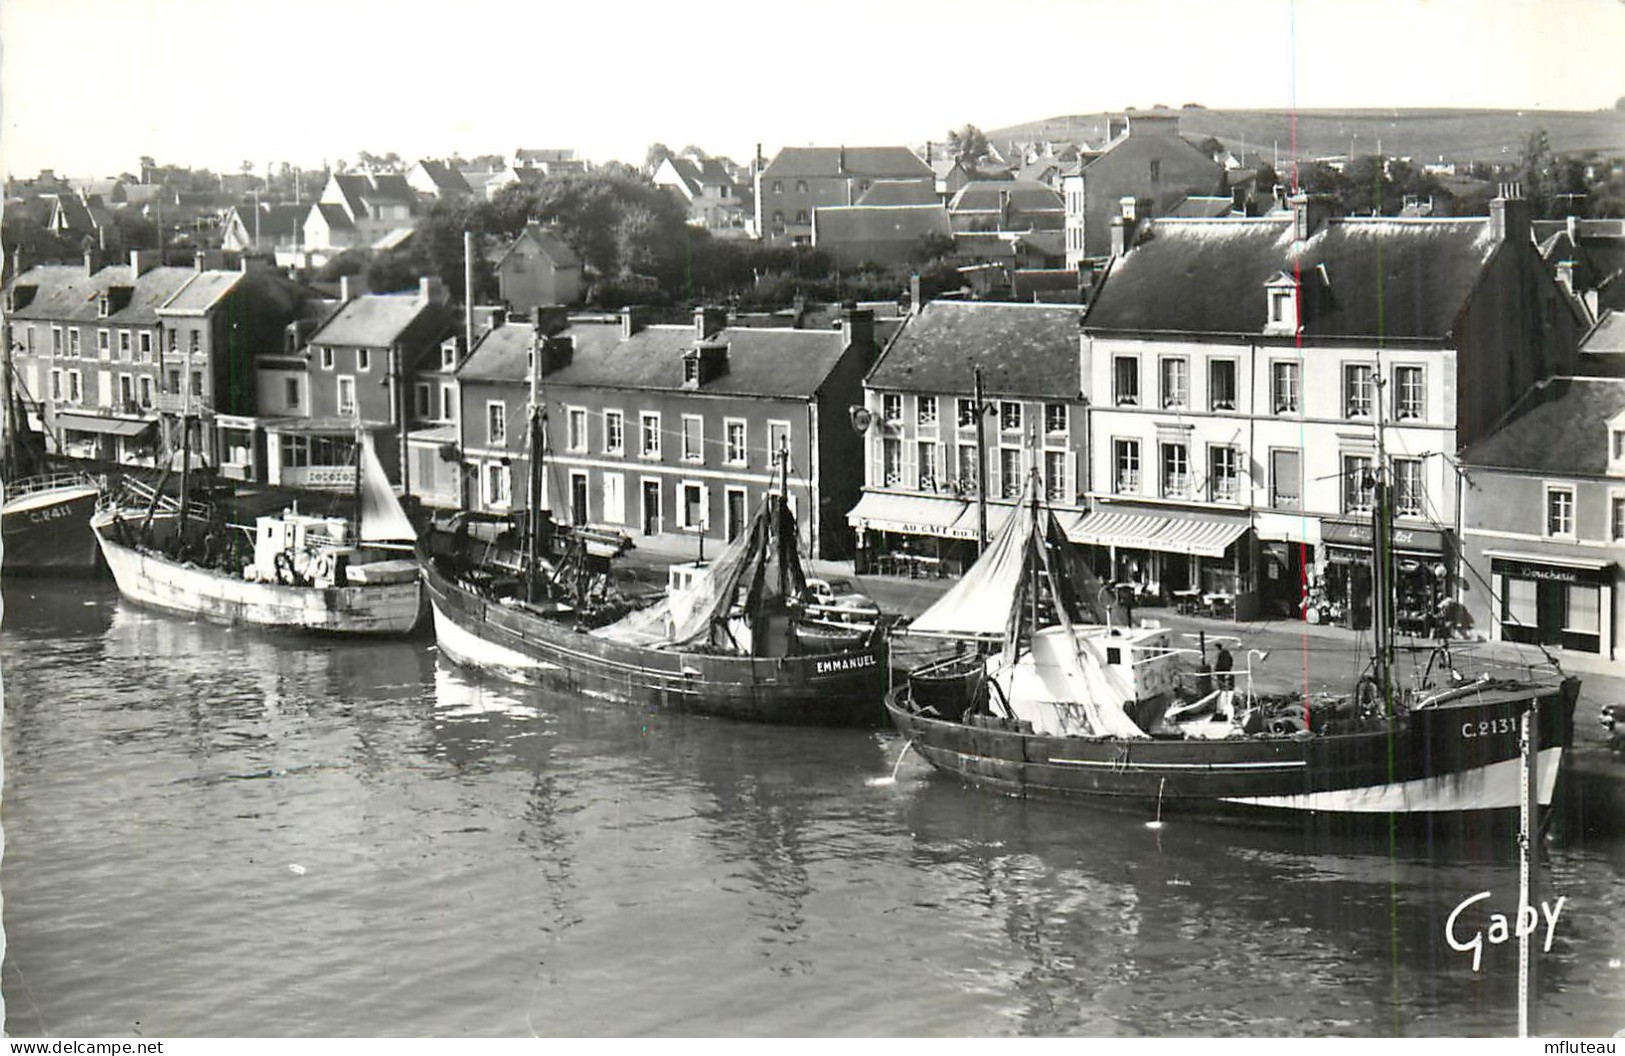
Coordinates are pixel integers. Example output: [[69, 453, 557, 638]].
[[644, 142, 674, 175], [947, 124, 990, 166]]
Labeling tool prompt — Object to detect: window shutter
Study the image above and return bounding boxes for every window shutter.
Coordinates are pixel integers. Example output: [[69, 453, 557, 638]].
[[987, 449, 1001, 499], [869, 437, 883, 489], [902, 442, 917, 490]]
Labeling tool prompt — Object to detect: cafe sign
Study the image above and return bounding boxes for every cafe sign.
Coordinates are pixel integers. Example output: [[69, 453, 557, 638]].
[[1321, 520, 1446, 553]]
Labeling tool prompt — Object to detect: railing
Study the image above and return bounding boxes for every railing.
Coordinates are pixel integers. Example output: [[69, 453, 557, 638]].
[[8, 471, 102, 498]]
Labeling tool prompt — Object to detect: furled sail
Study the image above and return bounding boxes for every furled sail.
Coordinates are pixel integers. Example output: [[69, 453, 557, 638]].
[[905, 493, 1036, 639], [358, 432, 416, 542]]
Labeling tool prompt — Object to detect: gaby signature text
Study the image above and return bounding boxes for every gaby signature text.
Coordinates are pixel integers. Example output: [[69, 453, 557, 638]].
[[1445, 891, 1566, 972]]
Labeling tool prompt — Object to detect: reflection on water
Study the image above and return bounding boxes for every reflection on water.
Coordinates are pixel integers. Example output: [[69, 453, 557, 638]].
[[2, 579, 1622, 1037]]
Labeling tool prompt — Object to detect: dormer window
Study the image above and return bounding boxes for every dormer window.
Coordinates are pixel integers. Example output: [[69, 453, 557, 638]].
[[1607, 411, 1625, 477], [1264, 272, 1299, 334], [97, 294, 111, 318], [441, 339, 459, 370]]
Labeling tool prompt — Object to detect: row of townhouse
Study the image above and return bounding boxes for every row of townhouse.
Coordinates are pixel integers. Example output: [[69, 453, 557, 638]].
[[411, 304, 877, 560], [849, 188, 1621, 658]]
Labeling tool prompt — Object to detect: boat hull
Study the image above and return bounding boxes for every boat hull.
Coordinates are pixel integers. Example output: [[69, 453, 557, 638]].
[[424, 555, 889, 726], [884, 683, 1577, 819], [2, 483, 102, 574], [93, 514, 423, 636]]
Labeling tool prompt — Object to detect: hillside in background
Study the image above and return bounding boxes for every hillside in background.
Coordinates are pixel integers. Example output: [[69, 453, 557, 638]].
[[988, 107, 1625, 164]]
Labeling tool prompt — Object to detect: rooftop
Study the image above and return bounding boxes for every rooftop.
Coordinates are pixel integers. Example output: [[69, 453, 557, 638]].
[[761, 146, 933, 181], [1460, 376, 1625, 476], [867, 300, 1086, 398]]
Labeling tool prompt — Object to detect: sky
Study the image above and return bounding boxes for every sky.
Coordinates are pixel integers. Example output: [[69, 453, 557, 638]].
[[2, 0, 1623, 179]]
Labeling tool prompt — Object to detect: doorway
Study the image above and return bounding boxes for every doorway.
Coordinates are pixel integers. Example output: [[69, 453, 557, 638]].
[[642, 480, 661, 536]]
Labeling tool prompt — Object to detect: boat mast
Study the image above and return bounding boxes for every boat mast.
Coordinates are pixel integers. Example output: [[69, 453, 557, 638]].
[[352, 410, 364, 544], [973, 366, 988, 555], [525, 329, 546, 601], [777, 437, 789, 600], [177, 357, 193, 542], [1370, 370, 1394, 708]]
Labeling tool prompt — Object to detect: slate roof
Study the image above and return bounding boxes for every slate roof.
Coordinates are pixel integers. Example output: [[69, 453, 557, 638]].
[[761, 146, 933, 181], [1083, 215, 1501, 340], [314, 202, 354, 231], [856, 180, 938, 207], [539, 323, 855, 400], [414, 159, 471, 194], [158, 270, 243, 314], [6, 264, 202, 325], [493, 224, 582, 269], [1583, 310, 1625, 355], [1167, 195, 1237, 218], [458, 319, 624, 383], [308, 292, 433, 347], [814, 204, 950, 245], [948, 180, 1063, 215], [1459, 376, 1625, 476], [867, 301, 1085, 398]]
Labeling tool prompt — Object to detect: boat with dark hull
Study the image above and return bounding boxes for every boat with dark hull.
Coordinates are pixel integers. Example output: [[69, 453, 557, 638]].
[[884, 478, 1579, 823], [421, 497, 890, 726], [1, 354, 104, 575]]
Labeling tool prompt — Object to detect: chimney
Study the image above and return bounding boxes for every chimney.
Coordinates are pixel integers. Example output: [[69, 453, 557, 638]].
[[620, 304, 649, 340], [473, 305, 506, 333], [418, 274, 446, 306], [84, 249, 101, 276], [1555, 258, 1577, 296], [532, 304, 568, 336], [340, 274, 356, 302], [909, 273, 925, 315], [694, 305, 727, 340], [840, 304, 876, 363], [538, 333, 574, 374], [1289, 193, 1335, 241], [1489, 183, 1530, 243], [1109, 197, 1149, 257], [838, 145, 847, 174], [1566, 213, 1580, 242]]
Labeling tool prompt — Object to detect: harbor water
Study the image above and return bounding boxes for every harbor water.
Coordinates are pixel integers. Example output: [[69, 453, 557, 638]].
[[4, 578, 1624, 1037]]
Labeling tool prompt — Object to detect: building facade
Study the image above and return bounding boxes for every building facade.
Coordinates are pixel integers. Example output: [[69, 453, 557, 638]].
[[754, 146, 934, 246]]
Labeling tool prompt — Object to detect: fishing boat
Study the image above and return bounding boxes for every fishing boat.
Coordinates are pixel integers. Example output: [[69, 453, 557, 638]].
[[883, 475, 1579, 822], [0, 350, 103, 574], [419, 356, 888, 724], [91, 421, 423, 635]]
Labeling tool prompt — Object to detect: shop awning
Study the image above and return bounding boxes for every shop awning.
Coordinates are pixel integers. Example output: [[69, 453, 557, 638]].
[[54, 412, 155, 438], [947, 500, 1017, 542], [847, 491, 968, 538], [1066, 507, 1250, 558]]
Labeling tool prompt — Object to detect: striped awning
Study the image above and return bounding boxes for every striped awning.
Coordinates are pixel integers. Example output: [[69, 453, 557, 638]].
[[54, 412, 155, 438], [847, 491, 968, 538], [1066, 507, 1250, 558]]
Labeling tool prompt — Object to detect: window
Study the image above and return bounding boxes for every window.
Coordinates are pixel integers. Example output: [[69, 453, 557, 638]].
[[1044, 450, 1068, 502], [414, 381, 432, 419], [320, 347, 334, 370], [138, 376, 154, 409], [640, 412, 661, 458], [189, 330, 200, 354], [1271, 449, 1301, 510], [337, 376, 356, 416], [1272, 361, 1300, 414], [681, 415, 703, 462], [567, 407, 588, 452], [1161, 442, 1190, 498], [605, 410, 625, 455], [69, 329, 81, 357], [795, 211, 808, 225], [1503, 577, 1537, 628], [167, 369, 181, 394], [683, 356, 699, 386], [882, 437, 902, 486], [139, 331, 153, 362], [1613, 494, 1625, 542], [1343, 454, 1375, 513], [882, 393, 903, 422], [23, 327, 33, 355], [49, 369, 62, 401], [1044, 403, 1067, 435], [118, 331, 132, 360], [603, 473, 626, 524], [51, 327, 63, 355], [767, 421, 791, 469], [725, 419, 747, 465], [956, 398, 977, 427], [165, 327, 177, 353], [286, 377, 302, 411], [67, 370, 82, 404], [1394, 366, 1424, 420], [772, 211, 785, 225], [357, 348, 371, 372], [1149, 160, 1161, 181], [917, 440, 938, 490], [680, 482, 707, 531], [999, 401, 1021, 433], [441, 342, 459, 370], [1393, 458, 1425, 516], [1209, 446, 1239, 502], [487, 401, 507, 446], [773, 180, 783, 194], [1344, 364, 1374, 418], [1209, 360, 1237, 411], [1000, 448, 1022, 499], [485, 463, 511, 508], [1113, 439, 1142, 494], [795, 180, 808, 193], [1114, 357, 1140, 406], [1269, 288, 1293, 327], [917, 396, 938, 427], [1160, 358, 1187, 409], [96, 329, 110, 360], [1546, 486, 1575, 537], [191, 370, 203, 398], [1568, 585, 1600, 635], [118, 374, 134, 405], [958, 443, 978, 493], [440, 382, 456, 422]]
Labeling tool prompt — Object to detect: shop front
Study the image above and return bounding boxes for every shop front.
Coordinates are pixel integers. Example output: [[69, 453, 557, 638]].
[[847, 491, 1016, 577], [1254, 511, 1320, 619], [1316, 520, 1451, 634], [1066, 504, 1255, 619], [1486, 550, 1616, 656]]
